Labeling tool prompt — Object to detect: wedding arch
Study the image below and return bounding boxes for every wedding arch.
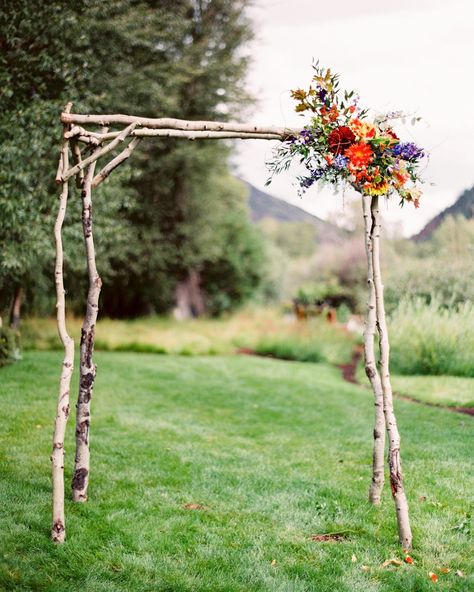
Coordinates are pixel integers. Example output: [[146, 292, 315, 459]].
[[52, 76, 418, 548]]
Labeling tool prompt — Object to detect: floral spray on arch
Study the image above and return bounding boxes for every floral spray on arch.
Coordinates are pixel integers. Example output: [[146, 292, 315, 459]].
[[267, 63, 427, 549]]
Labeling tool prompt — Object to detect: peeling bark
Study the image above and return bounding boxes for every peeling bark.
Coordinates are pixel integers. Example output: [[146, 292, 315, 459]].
[[51, 102, 74, 543], [72, 157, 102, 502], [362, 195, 385, 505], [370, 196, 412, 549]]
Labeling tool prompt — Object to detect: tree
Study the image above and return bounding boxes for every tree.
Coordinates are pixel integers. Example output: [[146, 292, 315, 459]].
[[1, 0, 262, 321]]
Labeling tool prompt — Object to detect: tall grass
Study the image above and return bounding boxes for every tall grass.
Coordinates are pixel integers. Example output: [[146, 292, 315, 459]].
[[20, 309, 356, 364], [389, 298, 474, 377]]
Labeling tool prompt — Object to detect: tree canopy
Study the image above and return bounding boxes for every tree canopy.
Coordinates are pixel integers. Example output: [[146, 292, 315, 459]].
[[0, 0, 265, 319]]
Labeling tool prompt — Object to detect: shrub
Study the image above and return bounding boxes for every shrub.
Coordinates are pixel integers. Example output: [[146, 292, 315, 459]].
[[389, 298, 474, 377], [0, 326, 20, 367], [254, 336, 324, 363]]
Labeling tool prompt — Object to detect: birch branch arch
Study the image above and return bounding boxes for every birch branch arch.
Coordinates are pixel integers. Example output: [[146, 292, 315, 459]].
[[52, 104, 411, 548]]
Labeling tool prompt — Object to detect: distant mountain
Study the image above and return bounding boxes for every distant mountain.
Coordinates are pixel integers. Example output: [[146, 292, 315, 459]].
[[413, 185, 474, 241], [243, 181, 347, 245]]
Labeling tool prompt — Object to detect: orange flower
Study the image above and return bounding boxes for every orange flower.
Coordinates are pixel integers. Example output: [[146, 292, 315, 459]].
[[350, 118, 376, 139], [345, 142, 373, 168], [395, 171, 409, 185], [328, 105, 339, 122]]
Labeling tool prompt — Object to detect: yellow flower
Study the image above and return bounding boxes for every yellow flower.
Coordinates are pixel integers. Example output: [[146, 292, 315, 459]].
[[364, 181, 389, 196]]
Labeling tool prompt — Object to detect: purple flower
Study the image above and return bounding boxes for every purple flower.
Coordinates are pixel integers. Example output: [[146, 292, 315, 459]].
[[299, 129, 314, 143], [300, 167, 324, 189], [318, 88, 327, 102], [392, 142, 424, 161], [333, 155, 348, 170]]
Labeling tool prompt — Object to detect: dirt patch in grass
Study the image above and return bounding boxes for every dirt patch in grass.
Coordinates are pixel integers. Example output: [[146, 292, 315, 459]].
[[311, 533, 348, 543], [183, 503, 207, 511]]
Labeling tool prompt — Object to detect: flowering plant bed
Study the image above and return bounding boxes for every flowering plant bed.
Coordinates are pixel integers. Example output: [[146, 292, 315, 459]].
[[267, 63, 426, 206]]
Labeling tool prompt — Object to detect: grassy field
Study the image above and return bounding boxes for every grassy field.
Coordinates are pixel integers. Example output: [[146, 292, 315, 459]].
[[1, 352, 473, 591]]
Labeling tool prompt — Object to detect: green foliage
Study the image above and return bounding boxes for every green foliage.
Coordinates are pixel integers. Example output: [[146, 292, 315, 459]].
[[252, 320, 355, 365], [255, 336, 324, 363], [296, 280, 355, 308], [1, 0, 262, 319], [389, 298, 474, 377], [1, 352, 473, 591], [384, 217, 474, 312], [0, 326, 19, 366]]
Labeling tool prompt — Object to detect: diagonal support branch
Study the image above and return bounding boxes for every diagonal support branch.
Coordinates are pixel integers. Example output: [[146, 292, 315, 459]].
[[92, 137, 142, 188], [62, 122, 137, 181]]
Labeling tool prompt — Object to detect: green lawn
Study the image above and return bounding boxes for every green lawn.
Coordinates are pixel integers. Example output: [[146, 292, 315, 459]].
[[355, 364, 474, 408], [390, 375, 474, 408], [1, 352, 473, 591]]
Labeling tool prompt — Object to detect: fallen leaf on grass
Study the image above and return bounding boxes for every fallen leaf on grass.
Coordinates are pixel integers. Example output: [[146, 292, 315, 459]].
[[455, 570, 465, 577], [381, 558, 402, 568], [419, 495, 427, 502], [440, 568, 450, 574], [361, 565, 370, 572], [271, 559, 277, 566], [183, 503, 206, 510], [351, 554, 357, 563], [428, 572, 438, 583]]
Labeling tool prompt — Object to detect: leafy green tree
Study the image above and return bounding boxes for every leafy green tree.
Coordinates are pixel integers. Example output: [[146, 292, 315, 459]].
[[1, 0, 264, 320]]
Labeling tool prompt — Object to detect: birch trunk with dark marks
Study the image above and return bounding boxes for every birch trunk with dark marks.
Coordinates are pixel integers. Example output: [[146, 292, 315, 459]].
[[51, 102, 74, 542], [362, 195, 385, 505], [370, 196, 412, 548], [72, 157, 102, 502]]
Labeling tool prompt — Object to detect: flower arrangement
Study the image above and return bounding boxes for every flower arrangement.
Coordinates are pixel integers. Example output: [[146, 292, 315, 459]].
[[267, 63, 426, 207]]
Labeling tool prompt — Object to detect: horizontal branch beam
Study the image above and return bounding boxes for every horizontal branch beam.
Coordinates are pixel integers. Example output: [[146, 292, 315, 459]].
[[72, 128, 288, 142], [61, 112, 297, 137]]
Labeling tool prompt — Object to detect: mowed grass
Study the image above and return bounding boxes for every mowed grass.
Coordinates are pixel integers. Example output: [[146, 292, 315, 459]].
[[1, 352, 473, 592], [355, 365, 474, 409]]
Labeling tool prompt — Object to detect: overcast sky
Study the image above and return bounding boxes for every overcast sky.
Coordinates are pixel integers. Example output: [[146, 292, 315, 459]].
[[233, 0, 474, 235]]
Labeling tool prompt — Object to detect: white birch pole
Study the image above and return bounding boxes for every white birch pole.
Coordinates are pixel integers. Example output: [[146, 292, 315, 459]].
[[67, 126, 288, 142], [51, 103, 74, 543], [71, 156, 102, 502], [362, 195, 386, 505], [60, 112, 297, 137], [370, 195, 412, 548]]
